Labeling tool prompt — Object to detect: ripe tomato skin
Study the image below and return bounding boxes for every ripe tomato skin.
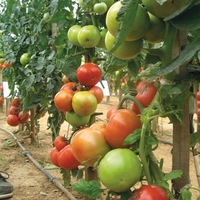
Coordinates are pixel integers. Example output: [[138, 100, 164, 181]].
[[18, 111, 29, 124], [104, 109, 141, 148], [197, 91, 200, 101], [89, 85, 104, 104], [129, 185, 168, 200], [54, 135, 68, 151], [71, 125, 111, 167], [76, 62, 102, 87], [60, 82, 78, 92], [197, 108, 200, 117], [106, 104, 117, 119], [132, 80, 157, 114], [98, 148, 142, 193], [57, 144, 81, 170], [11, 97, 21, 107], [54, 90, 73, 112], [9, 106, 20, 115], [50, 147, 60, 167], [7, 114, 20, 126]]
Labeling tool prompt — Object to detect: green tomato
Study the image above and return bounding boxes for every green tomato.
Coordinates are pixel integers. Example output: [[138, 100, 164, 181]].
[[96, 29, 107, 48], [67, 25, 82, 46], [142, 0, 190, 18], [65, 110, 90, 127], [72, 91, 97, 116], [43, 12, 50, 21], [143, 13, 166, 43], [98, 148, 142, 193], [78, 25, 101, 48], [106, 2, 150, 41], [93, 2, 107, 15], [100, 0, 114, 8], [20, 53, 29, 65], [105, 31, 142, 60]]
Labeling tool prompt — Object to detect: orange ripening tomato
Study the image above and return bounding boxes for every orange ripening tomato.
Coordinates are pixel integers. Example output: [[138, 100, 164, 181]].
[[60, 82, 78, 92], [89, 85, 104, 103], [53, 135, 68, 151], [54, 90, 73, 112], [106, 104, 118, 120], [104, 109, 141, 148], [71, 126, 111, 167]]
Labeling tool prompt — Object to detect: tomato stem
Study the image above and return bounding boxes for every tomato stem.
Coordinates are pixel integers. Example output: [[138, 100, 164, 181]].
[[117, 93, 144, 112]]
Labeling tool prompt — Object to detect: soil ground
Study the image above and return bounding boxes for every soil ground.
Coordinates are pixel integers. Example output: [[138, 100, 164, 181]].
[[0, 95, 199, 200]]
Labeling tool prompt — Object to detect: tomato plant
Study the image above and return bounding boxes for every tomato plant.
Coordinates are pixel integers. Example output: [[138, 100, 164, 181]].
[[129, 185, 168, 200], [76, 62, 102, 87], [98, 148, 142, 193], [57, 144, 81, 170], [71, 124, 111, 167], [104, 109, 141, 148]]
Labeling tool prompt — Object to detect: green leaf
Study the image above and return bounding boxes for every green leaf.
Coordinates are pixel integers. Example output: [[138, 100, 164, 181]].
[[60, 168, 71, 187], [190, 132, 200, 147], [171, 5, 200, 30], [180, 189, 192, 200], [163, 170, 183, 181], [123, 129, 141, 145], [155, 38, 200, 76], [72, 180, 102, 199]]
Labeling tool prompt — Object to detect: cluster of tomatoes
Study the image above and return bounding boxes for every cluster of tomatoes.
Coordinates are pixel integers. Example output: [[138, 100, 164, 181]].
[[52, 73, 168, 198], [50, 135, 80, 170], [6, 98, 30, 126], [54, 62, 104, 127]]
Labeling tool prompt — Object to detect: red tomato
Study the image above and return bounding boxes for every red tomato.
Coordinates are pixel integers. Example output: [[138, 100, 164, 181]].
[[132, 80, 157, 114], [197, 91, 200, 101], [104, 109, 141, 148], [197, 101, 200, 108], [57, 144, 80, 170], [50, 147, 60, 167], [0, 85, 3, 91], [11, 97, 21, 107], [129, 185, 168, 200], [53, 135, 68, 151], [89, 85, 104, 103], [197, 108, 200, 117], [9, 106, 20, 115], [60, 82, 78, 92], [54, 90, 73, 112], [7, 114, 20, 126], [71, 126, 111, 167], [106, 104, 118, 119], [0, 97, 3, 103], [18, 111, 29, 124], [76, 62, 102, 87], [136, 80, 157, 107]]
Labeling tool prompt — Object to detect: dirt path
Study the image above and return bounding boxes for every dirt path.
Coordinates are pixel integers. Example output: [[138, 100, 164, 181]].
[[0, 96, 199, 199]]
